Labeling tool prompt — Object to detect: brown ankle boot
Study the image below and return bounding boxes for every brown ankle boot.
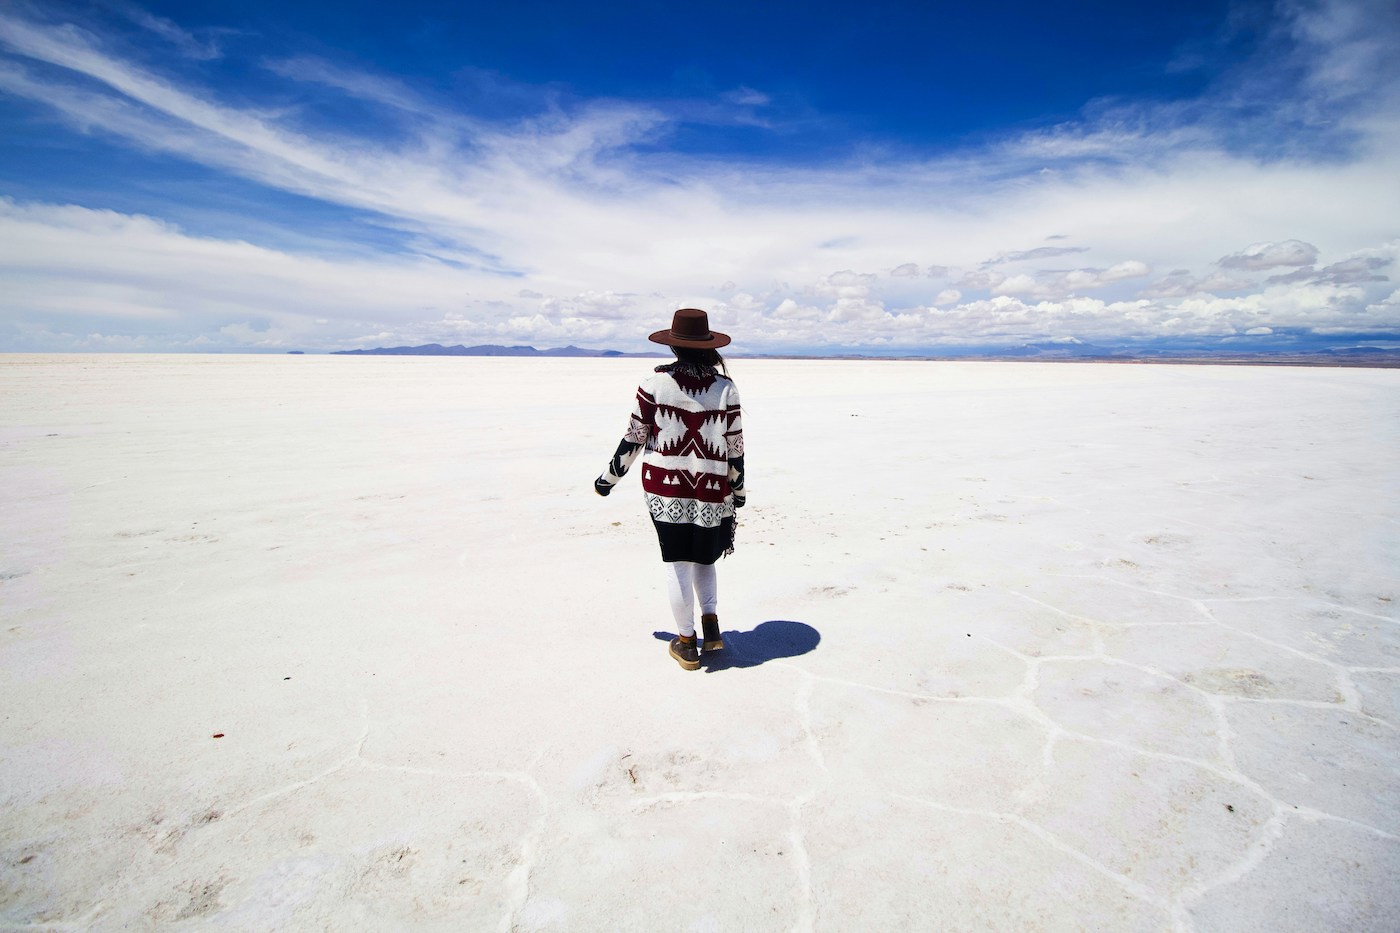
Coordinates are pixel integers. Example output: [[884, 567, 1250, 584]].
[[701, 614, 724, 652], [669, 633, 700, 670]]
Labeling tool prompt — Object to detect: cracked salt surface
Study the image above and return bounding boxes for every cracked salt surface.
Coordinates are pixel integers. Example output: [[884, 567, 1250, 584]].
[[1, 355, 1398, 931]]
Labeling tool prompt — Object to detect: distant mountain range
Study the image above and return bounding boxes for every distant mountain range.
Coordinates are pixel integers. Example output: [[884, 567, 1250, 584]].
[[885, 340, 1400, 364], [331, 343, 660, 357], [321, 337, 1400, 367]]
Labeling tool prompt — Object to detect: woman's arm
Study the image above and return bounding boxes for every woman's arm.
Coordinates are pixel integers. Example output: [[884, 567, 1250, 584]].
[[595, 438, 643, 495], [594, 382, 655, 495], [726, 386, 745, 507]]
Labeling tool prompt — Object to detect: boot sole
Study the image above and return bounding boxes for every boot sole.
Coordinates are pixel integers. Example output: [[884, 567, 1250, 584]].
[[702, 640, 724, 652]]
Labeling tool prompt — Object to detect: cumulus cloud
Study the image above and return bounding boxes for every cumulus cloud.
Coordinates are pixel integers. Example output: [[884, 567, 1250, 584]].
[[809, 270, 878, 302], [825, 270, 877, 286], [772, 298, 822, 321], [955, 269, 1006, 290], [1367, 287, 1400, 314], [987, 260, 1152, 299], [540, 290, 639, 321], [995, 274, 1039, 295], [1100, 260, 1151, 282], [0, 2, 1398, 352], [1217, 240, 1320, 270], [827, 297, 888, 323]]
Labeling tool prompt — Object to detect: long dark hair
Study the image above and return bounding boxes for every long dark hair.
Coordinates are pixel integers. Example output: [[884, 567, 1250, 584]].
[[672, 345, 729, 377]]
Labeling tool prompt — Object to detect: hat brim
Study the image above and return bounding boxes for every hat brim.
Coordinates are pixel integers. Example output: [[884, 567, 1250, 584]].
[[648, 328, 731, 349]]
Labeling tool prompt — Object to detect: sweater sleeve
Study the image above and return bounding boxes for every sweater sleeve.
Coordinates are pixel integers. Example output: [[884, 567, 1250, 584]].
[[726, 384, 745, 504], [595, 381, 655, 491]]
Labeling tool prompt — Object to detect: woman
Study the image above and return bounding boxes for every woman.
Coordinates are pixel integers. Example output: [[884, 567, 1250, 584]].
[[594, 309, 746, 671]]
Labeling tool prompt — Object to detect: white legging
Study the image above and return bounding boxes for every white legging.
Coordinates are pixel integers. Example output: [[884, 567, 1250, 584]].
[[666, 561, 718, 637]]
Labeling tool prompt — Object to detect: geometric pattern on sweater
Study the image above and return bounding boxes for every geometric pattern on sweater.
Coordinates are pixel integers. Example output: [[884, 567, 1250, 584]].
[[646, 493, 731, 528], [652, 407, 729, 460], [643, 464, 728, 503], [597, 362, 746, 527]]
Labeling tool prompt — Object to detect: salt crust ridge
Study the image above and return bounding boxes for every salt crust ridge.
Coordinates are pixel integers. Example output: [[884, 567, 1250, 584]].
[[21, 587, 1390, 932], [2, 356, 1396, 931]]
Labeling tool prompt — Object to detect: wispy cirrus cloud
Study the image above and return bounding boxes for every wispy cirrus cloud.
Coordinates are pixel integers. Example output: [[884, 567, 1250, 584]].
[[112, 1, 226, 60], [1, 1, 1398, 352], [1265, 255, 1392, 286], [261, 55, 446, 119], [984, 245, 1092, 266]]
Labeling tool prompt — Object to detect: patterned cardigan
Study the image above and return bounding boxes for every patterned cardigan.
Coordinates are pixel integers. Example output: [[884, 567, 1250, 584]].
[[595, 363, 746, 525]]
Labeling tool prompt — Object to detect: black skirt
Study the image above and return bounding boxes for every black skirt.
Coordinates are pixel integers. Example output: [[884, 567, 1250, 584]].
[[652, 516, 734, 564]]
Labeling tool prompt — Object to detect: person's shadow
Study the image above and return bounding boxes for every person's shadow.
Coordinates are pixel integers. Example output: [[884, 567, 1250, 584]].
[[652, 620, 820, 672]]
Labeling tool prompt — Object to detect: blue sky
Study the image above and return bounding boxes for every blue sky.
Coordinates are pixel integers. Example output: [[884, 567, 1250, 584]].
[[1, 0, 1398, 353]]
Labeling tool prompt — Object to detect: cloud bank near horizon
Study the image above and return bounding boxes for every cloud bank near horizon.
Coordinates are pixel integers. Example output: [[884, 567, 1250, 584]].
[[1, 0, 1399, 353]]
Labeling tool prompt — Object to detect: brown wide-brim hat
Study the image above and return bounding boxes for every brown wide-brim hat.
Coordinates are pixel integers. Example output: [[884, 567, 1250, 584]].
[[648, 308, 731, 349]]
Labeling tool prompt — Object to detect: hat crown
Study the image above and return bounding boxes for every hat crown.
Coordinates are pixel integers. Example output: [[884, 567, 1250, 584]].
[[670, 308, 711, 340]]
